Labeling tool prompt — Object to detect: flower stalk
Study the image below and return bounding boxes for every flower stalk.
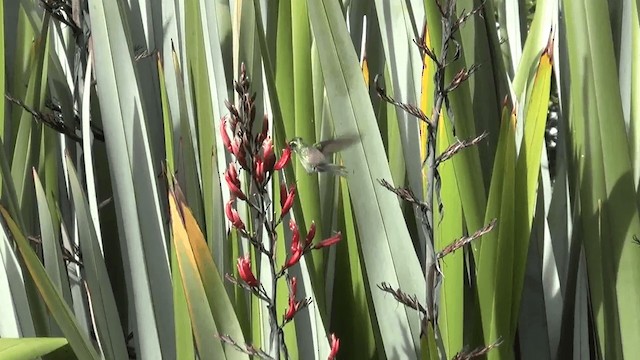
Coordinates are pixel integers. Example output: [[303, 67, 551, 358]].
[[222, 64, 341, 360]]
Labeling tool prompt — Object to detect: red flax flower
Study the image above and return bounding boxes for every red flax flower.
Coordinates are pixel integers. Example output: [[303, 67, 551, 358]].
[[262, 137, 275, 171], [224, 163, 246, 200], [231, 136, 248, 169], [305, 222, 316, 248], [273, 146, 292, 171], [327, 334, 340, 360], [225, 199, 245, 230], [313, 232, 342, 249], [220, 117, 233, 153], [280, 184, 296, 217], [237, 256, 259, 287], [314, 232, 342, 249], [253, 158, 265, 184], [283, 219, 303, 270]]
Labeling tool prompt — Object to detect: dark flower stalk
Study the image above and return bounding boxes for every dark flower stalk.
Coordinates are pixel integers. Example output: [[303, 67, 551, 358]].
[[222, 64, 341, 360]]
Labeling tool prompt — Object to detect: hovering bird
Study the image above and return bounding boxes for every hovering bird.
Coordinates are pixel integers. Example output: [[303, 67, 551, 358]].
[[288, 135, 358, 176]]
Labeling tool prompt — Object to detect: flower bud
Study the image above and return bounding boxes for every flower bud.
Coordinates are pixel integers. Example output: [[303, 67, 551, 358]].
[[237, 256, 258, 287]]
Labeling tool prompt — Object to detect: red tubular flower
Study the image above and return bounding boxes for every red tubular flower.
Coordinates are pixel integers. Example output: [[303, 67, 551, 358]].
[[220, 117, 233, 153], [262, 137, 275, 171], [225, 199, 245, 230], [224, 163, 246, 200], [253, 158, 265, 184], [273, 146, 292, 171], [284, 247, 303, 270], [284, 298, 297, 322], [237, 256, 259, 287], [327, 334, 340, 360], [283, 226, 302, 270], [280, 185, 296, 217], [305, 222, 316, 248], [314, 232, 342, 249]]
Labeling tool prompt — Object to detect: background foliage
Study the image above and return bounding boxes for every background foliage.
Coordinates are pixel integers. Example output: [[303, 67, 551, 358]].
[[0, 0, 638, 359]]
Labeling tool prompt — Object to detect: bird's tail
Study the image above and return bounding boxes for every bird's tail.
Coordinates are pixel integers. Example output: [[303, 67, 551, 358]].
[[318, 163, 349, 177]]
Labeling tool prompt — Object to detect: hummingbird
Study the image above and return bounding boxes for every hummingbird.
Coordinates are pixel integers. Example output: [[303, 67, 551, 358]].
[[288, 135, 358, 176]]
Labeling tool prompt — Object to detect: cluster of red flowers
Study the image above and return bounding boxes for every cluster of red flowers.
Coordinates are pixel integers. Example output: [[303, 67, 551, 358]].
[[220, 65, 340, 359]]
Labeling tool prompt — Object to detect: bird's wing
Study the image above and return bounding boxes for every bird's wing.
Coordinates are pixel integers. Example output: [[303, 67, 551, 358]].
[[313, 135, 359, 154]]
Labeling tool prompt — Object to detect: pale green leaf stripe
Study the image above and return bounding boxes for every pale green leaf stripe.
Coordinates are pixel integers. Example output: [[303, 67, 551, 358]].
[[330, 177, 377, 359], [512, 0, 555, 98], [158, 54, 175, 178], [0, 224, 35, 337], [512, 44, 553, 332], [186, 0, 226, 274], [476, 107, 510, 352], [81, 50, 103, 251], [0, 207, 100, 360], [291, 0, 327, 305], [65, 156, 129, 360], [307, 0, 425, 357], [10, 17, 48, 221], [373, 0, 426, 247], [87, 0, 174, 358], [434, 119, 464, 358], [632, 0, 640, 186], [33, 170, 72, 307], [170, 47, 205, 240], [0, 337, 68, 359]]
